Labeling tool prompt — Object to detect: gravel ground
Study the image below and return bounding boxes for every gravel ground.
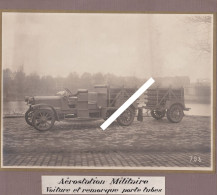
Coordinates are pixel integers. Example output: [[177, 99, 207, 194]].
[[2, 116, 212, 168]]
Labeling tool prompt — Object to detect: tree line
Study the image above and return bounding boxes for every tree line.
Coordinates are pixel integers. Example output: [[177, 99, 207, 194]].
[[3, 67, 145, 101], [3, 66, 191, 101]]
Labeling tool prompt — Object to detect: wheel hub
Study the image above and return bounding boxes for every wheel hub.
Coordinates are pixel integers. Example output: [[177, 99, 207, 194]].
[[40, 116, 47, 122]]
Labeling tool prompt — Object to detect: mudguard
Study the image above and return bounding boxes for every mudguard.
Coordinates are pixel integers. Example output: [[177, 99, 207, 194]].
[[30, 104, 59, 121]]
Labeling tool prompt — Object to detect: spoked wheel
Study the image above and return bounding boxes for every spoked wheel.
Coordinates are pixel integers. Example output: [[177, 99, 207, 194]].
[[32, 109, 55, 131], [166, 104, 184, 123], [104, 110, 115, 120], [151, 110, 166, 120], [117, 107, 135, 126], [25, 109, 34, 126]]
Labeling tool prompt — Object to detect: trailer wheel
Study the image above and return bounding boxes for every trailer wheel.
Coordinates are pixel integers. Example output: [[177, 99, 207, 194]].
[[32, 109, 55, 131], [117, 107, 135, 126], [166, 104, 184, 123], [151, 110, 165, 120], [25, 109, 34, 126]]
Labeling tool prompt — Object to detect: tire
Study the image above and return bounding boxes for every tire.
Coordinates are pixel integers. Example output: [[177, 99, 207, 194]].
[[104, 110, 115, 120], [25, 109, 34, 126], [32, 109, 55, 131], [151, 110, 166, 120], [117, 107, 135, 126], [166, 104, 184, 123]]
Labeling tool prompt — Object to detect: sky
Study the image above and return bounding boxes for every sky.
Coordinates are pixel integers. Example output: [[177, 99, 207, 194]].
[[2, 13, 213, 82]]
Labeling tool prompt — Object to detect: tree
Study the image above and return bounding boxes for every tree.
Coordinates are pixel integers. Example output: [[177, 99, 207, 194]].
[[3, 68, 12, 100], [25, 73, 41, 95], [64, 72, 80, 93], [185, 15, 212, 54], [14, 65, 26, 100], [92, 73, 105, 86], [80, 72, 92, 89]]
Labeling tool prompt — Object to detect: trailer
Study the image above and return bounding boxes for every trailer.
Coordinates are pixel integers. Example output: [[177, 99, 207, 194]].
[[144, 87, 190, 123]]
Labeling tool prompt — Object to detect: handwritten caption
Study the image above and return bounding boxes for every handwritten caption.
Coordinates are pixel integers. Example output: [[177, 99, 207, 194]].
[[42, 176, 165, 194]]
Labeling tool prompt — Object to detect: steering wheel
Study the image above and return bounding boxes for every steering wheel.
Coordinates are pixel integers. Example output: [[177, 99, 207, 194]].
[[64, 88, 73, 96]]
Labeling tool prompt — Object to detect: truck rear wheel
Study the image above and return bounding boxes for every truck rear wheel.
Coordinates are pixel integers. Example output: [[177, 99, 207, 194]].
[[117, 107, 135, 126], [166, 104, 184, 123], [32, 109, 55, 131], [151, 110, 165, 120]]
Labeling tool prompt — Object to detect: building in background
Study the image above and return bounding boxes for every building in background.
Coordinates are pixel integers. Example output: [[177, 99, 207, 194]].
[[185, 79, 211, 104]]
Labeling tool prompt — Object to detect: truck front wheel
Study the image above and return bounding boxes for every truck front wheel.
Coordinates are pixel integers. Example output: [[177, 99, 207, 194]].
[[32, 109, 55, 131]]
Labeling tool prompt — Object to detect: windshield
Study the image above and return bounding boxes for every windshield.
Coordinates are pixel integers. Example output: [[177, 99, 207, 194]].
[[56, 88, 73, 96]]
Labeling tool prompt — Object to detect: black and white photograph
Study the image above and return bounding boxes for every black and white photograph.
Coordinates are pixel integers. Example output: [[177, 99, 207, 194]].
[[1, 12, 214, 170]]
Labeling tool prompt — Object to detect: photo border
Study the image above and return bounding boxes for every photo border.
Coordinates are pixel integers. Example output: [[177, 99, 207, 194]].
[[0, 10, 216, 173]]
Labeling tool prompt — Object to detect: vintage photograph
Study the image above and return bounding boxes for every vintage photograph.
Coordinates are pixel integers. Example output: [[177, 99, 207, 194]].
[[1, 12, 214, 170]]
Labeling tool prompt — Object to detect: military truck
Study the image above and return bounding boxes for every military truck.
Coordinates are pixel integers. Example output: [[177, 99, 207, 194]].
[[24, 86, 137, 131]]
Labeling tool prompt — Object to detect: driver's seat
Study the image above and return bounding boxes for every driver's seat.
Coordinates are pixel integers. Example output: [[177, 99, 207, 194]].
[[68, 96, 77, 107], [68, 89, 88, 108]]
